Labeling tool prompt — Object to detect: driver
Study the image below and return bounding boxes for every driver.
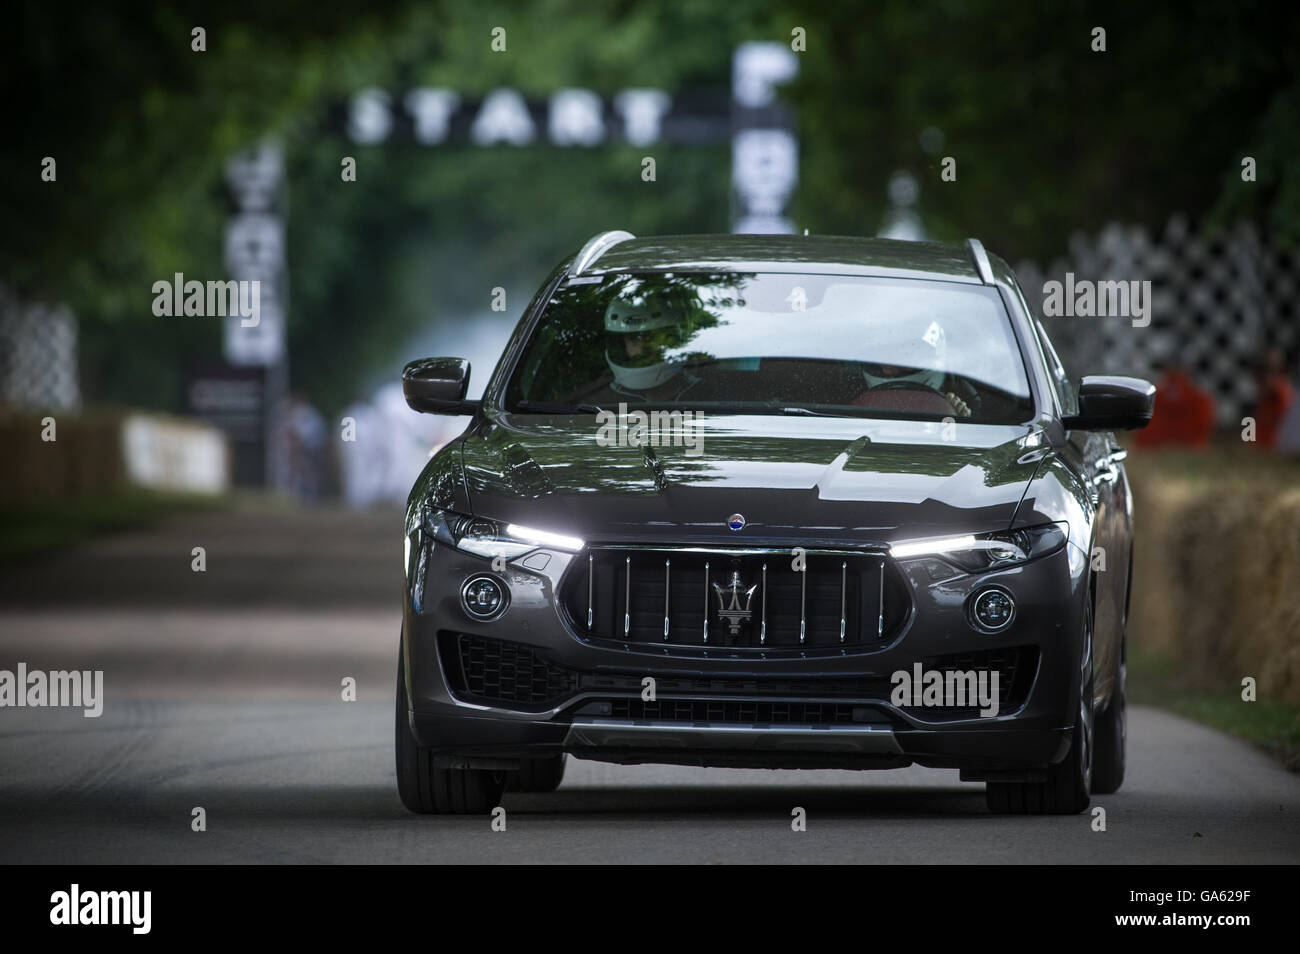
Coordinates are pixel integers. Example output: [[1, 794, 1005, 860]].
[[857, 321, 973, 416], [604, 284, 700, 399]]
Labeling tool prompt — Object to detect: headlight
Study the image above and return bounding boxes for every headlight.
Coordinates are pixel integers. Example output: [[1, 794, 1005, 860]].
[[890, 523, 1066, 573], [425, 508, 584, 560]]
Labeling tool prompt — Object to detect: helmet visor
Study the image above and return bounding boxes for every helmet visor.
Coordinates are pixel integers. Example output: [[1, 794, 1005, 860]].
[[605, 325, 687, 369]]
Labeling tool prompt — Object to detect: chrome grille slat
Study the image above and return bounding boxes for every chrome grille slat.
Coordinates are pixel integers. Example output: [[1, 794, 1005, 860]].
[[702, 561, 710, 644], [840, 561, 847, 643], [799, 557, 807, 645], [878, 559, 885, 638], [663, 557, 671, 640]]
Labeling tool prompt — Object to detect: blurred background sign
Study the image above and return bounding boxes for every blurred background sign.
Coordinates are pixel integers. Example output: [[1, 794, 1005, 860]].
[[223, 141, 288, 368], [341, 86, 727, 147], [218, 141, 289, 486], [731, 42, 799, 234], [186, 365, 268, 487]]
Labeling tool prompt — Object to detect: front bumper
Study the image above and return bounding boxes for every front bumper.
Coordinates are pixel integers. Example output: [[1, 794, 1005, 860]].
[[402, 537, 1087, 773]]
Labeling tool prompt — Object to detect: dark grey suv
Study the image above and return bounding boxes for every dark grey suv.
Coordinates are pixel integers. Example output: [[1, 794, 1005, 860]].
[[395, 231, 1153, 815]]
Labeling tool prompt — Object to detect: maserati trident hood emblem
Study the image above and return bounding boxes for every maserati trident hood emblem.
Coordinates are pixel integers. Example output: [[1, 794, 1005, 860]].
[[727, 513, 746, 531]]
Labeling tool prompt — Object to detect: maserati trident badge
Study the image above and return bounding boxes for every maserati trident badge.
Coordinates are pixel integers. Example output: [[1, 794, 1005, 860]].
[[727, 513, 746, 531], [713, 571, 758, 636]]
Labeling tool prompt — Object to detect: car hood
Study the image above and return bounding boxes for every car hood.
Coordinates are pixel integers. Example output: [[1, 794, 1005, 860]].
[[455, 412, 1049, 547]]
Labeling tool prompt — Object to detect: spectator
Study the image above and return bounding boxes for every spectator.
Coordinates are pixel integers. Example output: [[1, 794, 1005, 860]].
[[273, 392, 328, 500], [1251, 348, 1296, 450], [1135, 362, 1216, 448]]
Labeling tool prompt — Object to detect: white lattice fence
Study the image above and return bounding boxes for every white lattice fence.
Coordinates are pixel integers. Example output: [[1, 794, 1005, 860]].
[[1015, 218, 1300, 427], [0, 283, 81, 411]]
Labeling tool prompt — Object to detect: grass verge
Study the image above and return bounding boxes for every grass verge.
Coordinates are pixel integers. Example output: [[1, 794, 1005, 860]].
[[1129, 640, 1300, 772], [0, 490, 227, 564]]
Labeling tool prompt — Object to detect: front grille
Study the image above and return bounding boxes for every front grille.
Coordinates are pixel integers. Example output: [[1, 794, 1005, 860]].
[[606, 698, 860, 725], [561, 547, 911, 651]]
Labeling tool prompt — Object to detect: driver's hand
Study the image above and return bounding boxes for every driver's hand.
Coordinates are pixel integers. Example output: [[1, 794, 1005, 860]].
[[946, 392, 972, 417]]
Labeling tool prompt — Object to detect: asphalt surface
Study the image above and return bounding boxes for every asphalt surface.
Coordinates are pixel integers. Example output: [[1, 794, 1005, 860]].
[[1, 503, 1297, 863]]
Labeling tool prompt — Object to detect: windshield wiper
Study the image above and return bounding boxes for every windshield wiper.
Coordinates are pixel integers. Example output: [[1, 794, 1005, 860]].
[[657, 402, 852, 417], [772, 406, 838, 417], [755, 400, 847, 417], [513, 400, 605, 415]]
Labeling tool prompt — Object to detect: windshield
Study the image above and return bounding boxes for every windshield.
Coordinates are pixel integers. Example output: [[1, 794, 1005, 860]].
[[504, 272, 1034, 423]]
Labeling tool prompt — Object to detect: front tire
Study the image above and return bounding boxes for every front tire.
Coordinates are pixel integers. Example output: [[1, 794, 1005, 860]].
[[986, 715, 1092, 815], [987, 596, 1094, 815], [1093, 559, 1130, 796], [395, 635, 506, 815], [1092, 640, 1126, 795]]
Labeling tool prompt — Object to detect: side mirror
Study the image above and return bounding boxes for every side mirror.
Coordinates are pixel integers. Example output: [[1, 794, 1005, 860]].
[[1062, 375, 1155, 431], [402, 357, 479, 414]]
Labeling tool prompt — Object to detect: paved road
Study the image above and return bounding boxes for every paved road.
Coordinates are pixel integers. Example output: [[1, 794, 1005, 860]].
[[1, 504, 1297, 863]]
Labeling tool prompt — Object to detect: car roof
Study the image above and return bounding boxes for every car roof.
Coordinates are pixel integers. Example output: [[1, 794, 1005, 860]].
[[583, 234, 988, 283]]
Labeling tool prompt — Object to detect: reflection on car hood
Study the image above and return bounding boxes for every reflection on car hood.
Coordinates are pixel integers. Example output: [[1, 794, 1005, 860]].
[[454, 412, 1048, 546]]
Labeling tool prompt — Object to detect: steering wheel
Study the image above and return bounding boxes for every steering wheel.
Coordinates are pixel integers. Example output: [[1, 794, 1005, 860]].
[[869, 379, 943, 393], [854, 378, 959, 416]]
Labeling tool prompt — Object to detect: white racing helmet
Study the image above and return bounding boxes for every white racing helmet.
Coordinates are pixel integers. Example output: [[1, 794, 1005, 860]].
[[861, 319, 948, 391], [604, 285, 693, 390]]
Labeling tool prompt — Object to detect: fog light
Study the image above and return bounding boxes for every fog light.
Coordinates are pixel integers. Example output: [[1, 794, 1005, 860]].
[[971, 587, 1015, 632], [460, 574, 508, 621]]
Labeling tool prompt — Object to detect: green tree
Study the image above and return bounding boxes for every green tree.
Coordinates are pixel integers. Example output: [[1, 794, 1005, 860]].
[[780, 0, 1300, 259]]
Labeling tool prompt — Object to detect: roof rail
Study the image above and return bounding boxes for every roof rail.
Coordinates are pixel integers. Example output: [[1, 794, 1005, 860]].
[[966, 238, 995, 285], [571, 230, 635, 275]]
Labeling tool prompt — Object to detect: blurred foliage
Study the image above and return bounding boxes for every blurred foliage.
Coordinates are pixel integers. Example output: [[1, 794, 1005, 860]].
[[782, 0, 1300, 260], [3, 0, 764, 412], [3, 0, 1297, 415]]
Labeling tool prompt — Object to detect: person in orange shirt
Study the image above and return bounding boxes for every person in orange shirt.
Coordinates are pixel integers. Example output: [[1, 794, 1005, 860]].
[[1252, 349, 1296, 450], [1134, 362, 1216, 448]]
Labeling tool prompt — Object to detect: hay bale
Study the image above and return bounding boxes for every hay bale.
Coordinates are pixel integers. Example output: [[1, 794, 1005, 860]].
[[1128, 472, 1197, 656], [1242, 489, 1300, 704]]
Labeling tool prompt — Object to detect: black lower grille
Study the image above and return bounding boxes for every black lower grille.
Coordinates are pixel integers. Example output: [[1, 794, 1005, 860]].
[[915, 646, 1038, 716], [561, 547, 911, 651], [577, 671, 886, 698], [607, 698, 860, 725], [442, 634, 1037, 716], [446, 632, 577, 707]]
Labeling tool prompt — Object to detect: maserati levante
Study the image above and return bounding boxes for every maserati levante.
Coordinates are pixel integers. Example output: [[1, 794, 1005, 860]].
[[395, 232, 1154, 815]]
